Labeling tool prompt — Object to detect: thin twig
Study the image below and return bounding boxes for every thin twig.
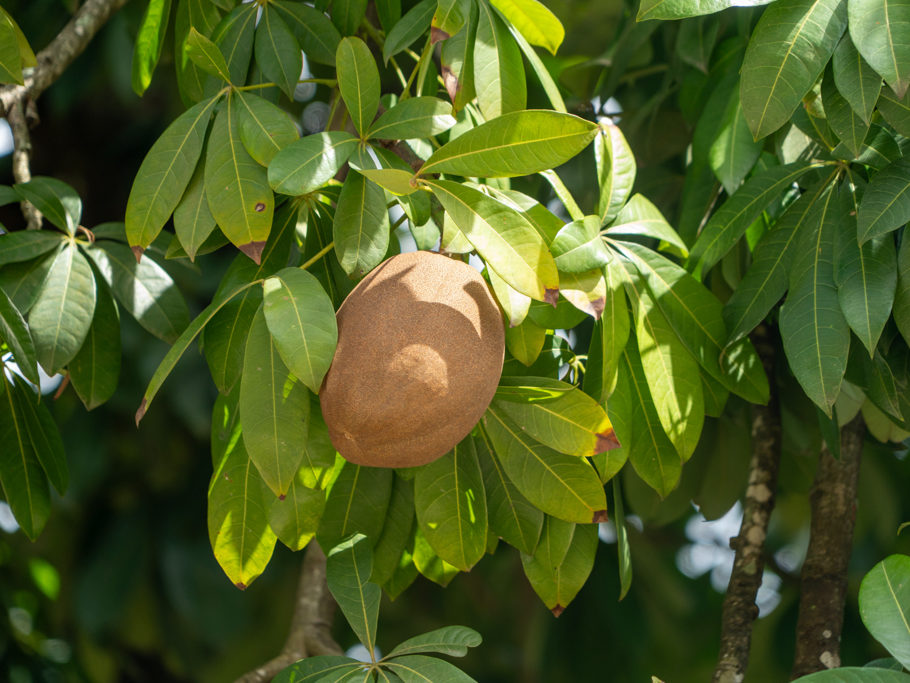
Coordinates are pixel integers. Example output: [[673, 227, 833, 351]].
[[790, 415, 865, 679], [712, 326, 782, 683], [235, 542, 342, 683]]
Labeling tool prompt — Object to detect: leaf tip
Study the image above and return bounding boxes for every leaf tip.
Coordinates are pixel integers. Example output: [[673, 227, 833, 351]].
[[235, 581, 247, 590], [551, 604, 565, 617], [595, 429, 621, 454], [590, 296, 606, 320], [592, 509, 609, 524], [544, 288, 559, 307], [278, 493, 286, 501], [135, 399, 147, 426], [430, 27, 449, 44], [239, 240, 266, 264], [131, 245, 144, 263]]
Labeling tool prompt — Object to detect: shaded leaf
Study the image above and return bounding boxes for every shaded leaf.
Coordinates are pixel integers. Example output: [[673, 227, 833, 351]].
[[185, 26, 232, 82], [832, 34, 882, 123], [337, 37, 380, 137], [317, 462, 394, 551], [520, 518, 597, 615], [0, 286, 38, 387], [272, 0, 341, 66], [268, 132, 359, 195], [0, 231, 63, 268], [857, 159, 910, 244], [849, 0, 910, 98], [385, 655, 477, 682], [383, 0, 435, 62], [334, 171, 391, 278], [131, 0, 172, 95], [173, 160, 217, 260], [68, 281, 120, 411], [386, 626, 481, 659], [859, 555, 910, 670], [14, 177, 81, 237], [368, 97, 457, 140], [326, 534, 381, 654]]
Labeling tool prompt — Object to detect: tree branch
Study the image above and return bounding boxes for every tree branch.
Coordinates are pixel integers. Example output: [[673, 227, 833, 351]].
[[713, 326, 782, 683], [7, 99, 41, 229], [235, 542, 342, 683], [790, 414, 865, 679], [0, 0, 130, 118]]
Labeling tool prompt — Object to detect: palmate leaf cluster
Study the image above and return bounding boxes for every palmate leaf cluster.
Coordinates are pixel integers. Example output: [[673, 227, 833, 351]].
[[109, 0, 778, 613]]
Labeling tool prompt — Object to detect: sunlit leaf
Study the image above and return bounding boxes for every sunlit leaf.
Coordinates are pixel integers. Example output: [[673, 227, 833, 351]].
[[333, 171, 391, 278], [268, 132, 359, 196], [474, 0, 526, 119], [131, 0, 172, 95]]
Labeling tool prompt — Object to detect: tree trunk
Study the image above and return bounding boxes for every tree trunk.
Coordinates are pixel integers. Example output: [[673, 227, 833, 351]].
[[790, 415, 865, 679]]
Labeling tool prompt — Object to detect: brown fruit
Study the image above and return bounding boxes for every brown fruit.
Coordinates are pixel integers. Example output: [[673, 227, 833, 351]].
[[319, 250, 505, 468]]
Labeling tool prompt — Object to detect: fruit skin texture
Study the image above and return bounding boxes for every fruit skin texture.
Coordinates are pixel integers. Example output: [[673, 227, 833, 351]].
[[319, 250, 505, 468]]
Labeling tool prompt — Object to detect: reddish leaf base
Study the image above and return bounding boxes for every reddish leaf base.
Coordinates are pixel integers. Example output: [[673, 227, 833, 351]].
[[131, 245, 144, 263], [430, 27, 449, 43], [135, 399, 147, 426], [239, 240, 266, 264]]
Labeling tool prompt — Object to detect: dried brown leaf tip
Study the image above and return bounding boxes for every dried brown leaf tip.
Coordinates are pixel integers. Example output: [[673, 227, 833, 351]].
[[551, 604, 565, 617], [544, 288, 559, 307], [235, 582, 247, 590], [135, 399, 147, 427], [131, 245, 144, 263], [239, 240, 266, 264], [430, 27, 449, 44], [592, 509, 609, 524], [595, 429, 621, 453], [590, 296, 606, 320]]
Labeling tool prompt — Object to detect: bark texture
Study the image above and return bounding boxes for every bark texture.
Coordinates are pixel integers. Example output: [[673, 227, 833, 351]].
[[790, 415, 865, 679], [713, 328, 781, 683], [235, 542, 342, 683]]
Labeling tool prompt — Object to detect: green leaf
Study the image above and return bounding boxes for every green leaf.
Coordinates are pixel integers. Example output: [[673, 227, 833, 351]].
[[849, 0, 910, 98], [173, 0, 222, 105], [638, 0, 773, 20], [272, 0, 341, 66], [474, 0, 526, 119], [596, 121, 636, 226], [624, 271, 704, 460], [551, 216, 611, 273], [878, 88, 910, 136], [14, 381, 67, 495], [358, 169, 419, 196], [489, 0, 564, 55], [204, 285, 262, 394], [520, 518, 597, 616], [863, 350, 903, 420], [0, 14, 23, 85], [131, 0, 172, 95], [267, 132, 359, 196], [137, 278, 259, 424], [428, 180, 558, 301], [205, 93, 274, 262], [440, 6, 477, 112], [584, 261, 630, 402], [709, 84, 763, 194], [618, 241, 768, 404], [385, 655, 477, 682], [482, 407, 607, 524], [837, 227, 896, 356], [261, 267, 338, 394], [14, 177, 82, 236], [606, 194, 688, 257], [779, 183, 850, 415], [208, 395, 277, 588], [823, 67, 871, 157], [326, 534, 381, 655], [332, 0, 368, 35], [414, 436, 488, 571], [240, 308, 310, 497], [557, 269, 607, 320], [210, 4, 257, 87], [488, 266, 530, 327], [173, 160, 216, 261], [184, 26, 232, 82], [422, 110, 597, 178], [613, 478, 632, 599], [791, 669, 910, 682], [475, 428, 543, 554], [29, 244, 96, 374], [676, 16, 719, 72], [0, 378, 50, 540], [740, 0, 847, 139], [608, 344, 681, 497], [337, 37, 380, 137], [723, 178, 834, 345], [383, 0, 435, 62], [832, 34, 882, 124], [688, 161, 819, 276], [273, 657, 363, 683], [88, 241, 189, 344], [126, 96, 219, 251], [68, 281, 120, 411], [386, 626, 482, 659], [368, 97, 457, 140], [371, 474, 415, 585], [505, 317, 546, 365], [860, 555, 910, 670], [333, 171, 391, 278], [0, 287, 38, 387], [0, 231, 63, 268], [317, 462, 393, 551], [493, 377, 618, 457], [895, 231, 910, 345], [255, 6, 301, 99], [0, 248, 59, 315], [857, 159, 910, 244], [433, 0, 469, 38], [413, 525, 460, 586]]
